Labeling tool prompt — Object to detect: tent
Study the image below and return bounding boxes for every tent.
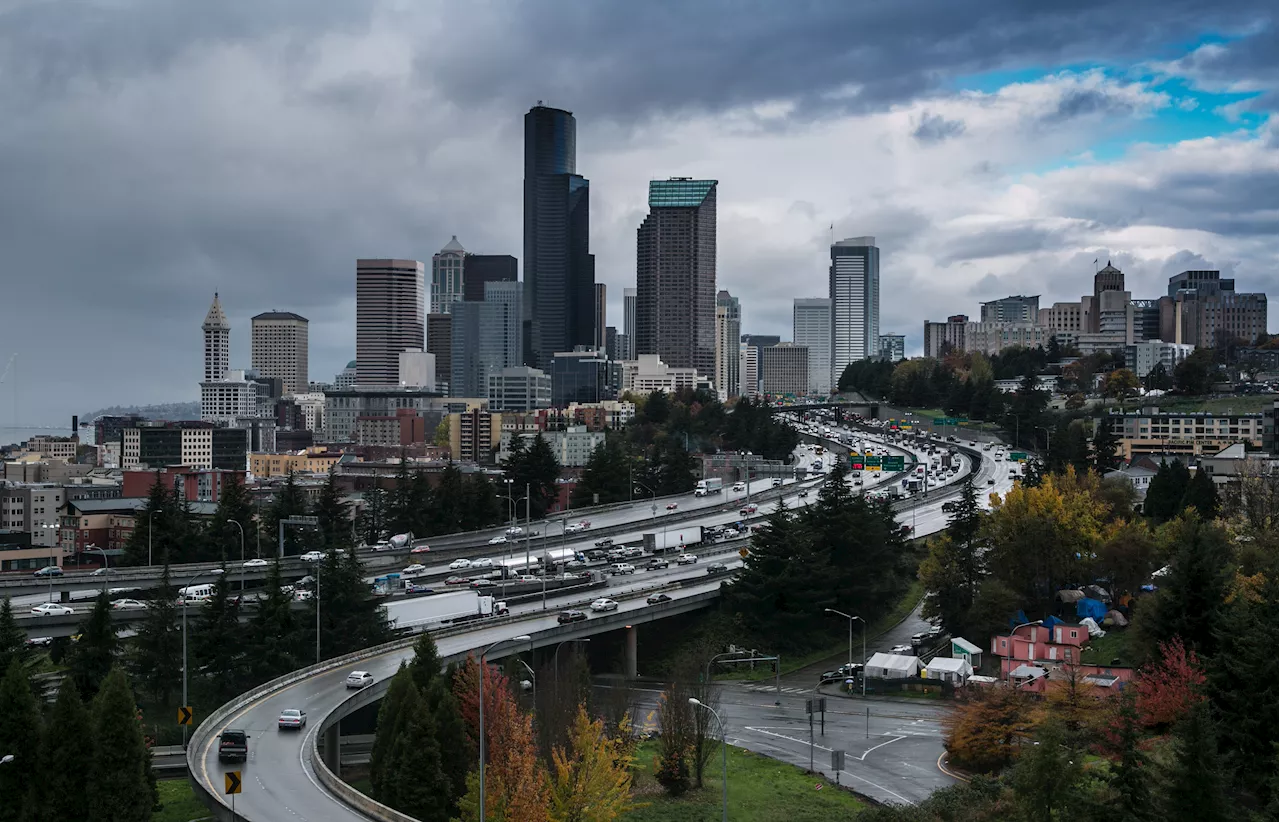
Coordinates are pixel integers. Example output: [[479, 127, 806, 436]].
[[1082, 584, 1111, 602], [1076, 597, 1107, 621], [925, 657, 973, 683], [865, 652, 923, 679], [1041, 615, 1066, 634], [1104, 609, 1129, 627], [1056, 589, 1085, 603], [1079, 617, 1106, 637]]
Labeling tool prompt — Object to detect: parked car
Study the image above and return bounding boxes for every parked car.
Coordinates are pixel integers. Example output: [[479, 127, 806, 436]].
[[345, 671, 375, 689], [243, 558, 268, 568], [608, 563, 636, 575], [676, 554, 698, 565], [449, 558, 473, 570], [31, 603, 74, 616], [820, 663, 864, 681], [644, 558, 669, 570], [646, 593, 673, 605], [33, 566, 63, 578], [110, 599, 147, 611], [300, 551, 324, 562], [557, 609, 588, 624], [218, 729, 249, 763], [706, 563, 729, 575], [890, 644, 913, 655], [591, 598, 619, 613], [278, 708, 307, 730]]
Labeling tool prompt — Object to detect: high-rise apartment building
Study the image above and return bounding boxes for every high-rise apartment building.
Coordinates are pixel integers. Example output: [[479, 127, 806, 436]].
[[450, 281, 523, 398], [980, 295, 1040, 324], [524, 104, 596, 370], [1160, 270, 1268, 347], [830, 237, 880, 384], [250, 311, 309, 396], [793, 298, 832, 395], [594, 282, 607, 349], [622, 287, 637, 360], [636, 178, 718, 377], [356, 259, 425, 387], [430, 236, 466, 315], [923, 315, 968, 359], [715, 290, 742, 399], [463, 254, 518, 302]]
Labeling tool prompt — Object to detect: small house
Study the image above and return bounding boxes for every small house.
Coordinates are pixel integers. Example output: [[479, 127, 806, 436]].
[[865, 652, 922, 679], [950, 637, 983, 669], [925, 656, 973, 684], [1009, 664, 1048, 693]]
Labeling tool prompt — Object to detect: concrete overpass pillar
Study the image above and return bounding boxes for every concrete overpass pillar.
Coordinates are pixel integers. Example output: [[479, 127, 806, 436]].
[[322, 721, 341, 776], [624, 625, 637, 679]]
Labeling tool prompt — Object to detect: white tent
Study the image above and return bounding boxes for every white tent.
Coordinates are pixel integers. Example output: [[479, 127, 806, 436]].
[[865, 652, 922, 679], [925, 657, 973, 683]]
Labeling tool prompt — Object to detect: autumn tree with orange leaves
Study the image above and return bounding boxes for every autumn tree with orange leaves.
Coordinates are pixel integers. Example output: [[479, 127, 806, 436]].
[[547, 706, 638, 822]]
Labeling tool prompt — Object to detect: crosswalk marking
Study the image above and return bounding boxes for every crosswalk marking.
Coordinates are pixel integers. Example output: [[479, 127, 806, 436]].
[[744, 685, 808, 694]]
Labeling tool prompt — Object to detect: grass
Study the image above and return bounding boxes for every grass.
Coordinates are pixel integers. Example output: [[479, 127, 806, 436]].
[[1119, 394, 1276, 414], [1078, 630, 1134, 667], [151, 780, 211, 822], [624, 741, 865, 822]]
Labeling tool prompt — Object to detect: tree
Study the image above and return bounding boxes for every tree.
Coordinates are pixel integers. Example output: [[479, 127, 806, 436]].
[[370, 665, 415, 799], [0, 660, 40, 821], [130, 564, 182, 706], [504, 434, 562, 520], [208, 472, 254, 564], [1143, 362, 1173, 392], [359, 485, 389, 546], [310, 546, 390, 661], [430, 462, 467, 535], [547, 705, 637, 822], [263, 471, 308, 555], [1100, 690, 1153, 821], [965, 579, 1023, 644], [1102, 368, 1140, 400], [1064, 391, 1086, 410], [1096, 519, 1157, 598], [122, 477, 180, 566], [434, 417, 450, 447], [33, 679, 92, 821], [1161, 702, 1229, 822], [461, 472, 503, 532], [1143, 459, 1190, 522], [0, 598, 32, 678], [921, 477, 988, 638], [66, 593, 119, 700], [379, 683, 454, 822], [191, 566, 244, 703], [243, 559, 300, 683], [1173, 348, 1216, 395], [1009, 719, 1084, 822], [1091, 418, 1121, 474], [313, 468, 354, 552], [1179, 468, 1219, 520], [87, 667, 154, 822], [1134, 637, 1205, 729], [944, 686, 1032, 774], [653, 682, 693, 795], [572, 439, 632, 507]]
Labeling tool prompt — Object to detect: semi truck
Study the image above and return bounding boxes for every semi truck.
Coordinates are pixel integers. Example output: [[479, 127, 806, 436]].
[[694, 478, 724, 497], [642, 525, 704, 555], [383, 590, 508, 631]]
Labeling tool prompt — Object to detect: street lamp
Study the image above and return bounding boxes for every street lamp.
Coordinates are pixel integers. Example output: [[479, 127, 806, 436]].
[[0, 754, 12, 765], [515, 658, 536, 707], [1035, 426, 1051, 464], [689, 698, 728, 822], [824, 609, 866, 698], [37, 524, 59, 601], [479, 634, 532, 822], [552, 638, 590, 697], [181, 568, 224, 750], [86, 545, 111, 595]]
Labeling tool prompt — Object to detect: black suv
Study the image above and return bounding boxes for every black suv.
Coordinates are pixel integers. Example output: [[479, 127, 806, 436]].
[[218, 729, 249, 763], [557, 610, 588, 624]]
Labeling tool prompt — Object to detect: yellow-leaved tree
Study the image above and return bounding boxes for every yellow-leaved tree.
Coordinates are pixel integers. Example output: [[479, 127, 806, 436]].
[[548, 705, 638, 822]]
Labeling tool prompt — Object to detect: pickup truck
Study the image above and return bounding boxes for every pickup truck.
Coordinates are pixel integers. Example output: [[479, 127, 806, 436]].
[[218, 729, 249, 763], [644, 558, 669, 570]]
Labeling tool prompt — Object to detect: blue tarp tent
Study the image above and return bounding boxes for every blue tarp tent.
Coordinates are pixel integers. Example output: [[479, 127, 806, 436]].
[[1041, 616, 1065, 634], [1009, 609, 1029, 629], [1076, 598, 1106, 621]]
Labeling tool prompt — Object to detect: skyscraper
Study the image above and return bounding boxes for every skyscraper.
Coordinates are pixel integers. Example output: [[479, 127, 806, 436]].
[[715, 290, 741, 399], [635, 178, 718, 377], [623, 287, 637, 359], [463, 254, 518, 302], [430, 236, 466, 315], [524, 104, 596, 370], [450, 281, 523, 398], [793, 298, 832, 395], [202, 293, 230, 383], [830, 237, 880, 385], [251, 311, 309, 396], [356, 258, 425, 387], [426, 313, 453, 394], [594, 282, 607, 349]]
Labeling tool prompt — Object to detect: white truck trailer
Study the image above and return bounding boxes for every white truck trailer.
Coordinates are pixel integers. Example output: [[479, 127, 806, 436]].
[[383, 590, 508, 631], [642, 525, 704, 555], [694, 478, 724, 497]]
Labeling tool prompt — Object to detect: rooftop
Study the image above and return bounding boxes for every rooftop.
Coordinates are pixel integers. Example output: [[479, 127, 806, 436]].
[[252, 311, 308, 322], [648, 178, 717, 208]]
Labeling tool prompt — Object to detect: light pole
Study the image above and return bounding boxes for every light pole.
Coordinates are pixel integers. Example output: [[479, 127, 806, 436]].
[[516, 657, 536, 707], [479, 634, 531, 822], [87, 545, 110, 595], [689, 698, 728, 822], [38, 524, 58, 601], [181, 568, 224, 749], [552, 638, 590, 697], [824, 609, 866, 697], [1036, 426, 1051, 465], [147, 508, 164, 567], [227, 520, 246, 591], [315, 554, 323, 664], [0, 754, 12, 765]]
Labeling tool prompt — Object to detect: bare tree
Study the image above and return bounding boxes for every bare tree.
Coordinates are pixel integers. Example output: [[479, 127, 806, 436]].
[[673, 651, 722, 789], [653, 678, 694, 795]]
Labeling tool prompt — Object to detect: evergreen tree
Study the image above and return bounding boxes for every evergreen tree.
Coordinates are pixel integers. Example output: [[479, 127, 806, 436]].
[[408, 468, 435, 536], [382, 689, 453, 822], [313, 469, 354, 552], [243, 559, 300, 682], [310, 547, 390, 661], [87, 667, 154, 822], [425, 679, 471, 807], [264, 471, 308, 556], [0, 660, 40, 822], [1144, 459, 1190, 522], [359, 485, 389, 546], [1131, 514, 1233, 660], [571, 439, 631, 507], [1161, 702, 1228, 822], [370, 665, 415, 799], [1179, 468, 1220, 520], [1091, 418, 1122, 474], [386, 457, 418, 537], [209, 472, 254, 564], [0, 598, 32, 677], [191, 566, 244, 703], [407, 629, 444, 692], [33, 679, 92, 821], [122, 477, 177, 567], [461, 473, 502, 532], [504, 433, 562, 520], [1106, 690, 1153, 821], [430, 462, 467, 535], [129, 563, 181, 706], [66, 593, 119, 700]]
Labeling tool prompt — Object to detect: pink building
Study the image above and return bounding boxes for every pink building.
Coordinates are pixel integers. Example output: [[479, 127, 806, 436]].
[[991, 622, 1133, 688]]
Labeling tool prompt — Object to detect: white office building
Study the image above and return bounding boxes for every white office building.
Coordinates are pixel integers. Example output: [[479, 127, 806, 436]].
[[793, 297, 832, 395], [829, 237, 880, 384], [715, 290, 742, 399]]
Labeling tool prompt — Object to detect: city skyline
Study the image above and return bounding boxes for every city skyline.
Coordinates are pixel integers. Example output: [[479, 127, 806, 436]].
[[0, 2, 1275, 425]]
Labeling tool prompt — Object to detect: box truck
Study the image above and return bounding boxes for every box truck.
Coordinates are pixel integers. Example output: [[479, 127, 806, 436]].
[[642, 526, 704, 555], [694, 478, 724, 497], [383, 590, 508, 631]]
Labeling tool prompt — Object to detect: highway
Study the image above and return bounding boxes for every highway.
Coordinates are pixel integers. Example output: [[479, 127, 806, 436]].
[[186, 415, 1013, 820]]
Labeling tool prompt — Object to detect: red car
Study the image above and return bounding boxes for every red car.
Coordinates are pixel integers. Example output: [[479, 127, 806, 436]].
[[666, 503, 679, 510], [444, 575, 471, 586], [410, 545, 431, 554]]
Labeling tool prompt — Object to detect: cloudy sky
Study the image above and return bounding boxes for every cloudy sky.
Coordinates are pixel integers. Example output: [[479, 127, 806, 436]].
[[0, 0, 1276, 428]]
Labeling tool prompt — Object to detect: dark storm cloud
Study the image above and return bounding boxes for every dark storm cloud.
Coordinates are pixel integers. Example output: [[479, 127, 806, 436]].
[[912, 112, 966, 144], [1157, 23, 1279, 93]]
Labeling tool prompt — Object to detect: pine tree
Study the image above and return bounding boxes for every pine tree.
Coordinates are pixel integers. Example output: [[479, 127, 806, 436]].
[[209, 472, 254, 564], [462, 473, 502, 532], [122, 477, 176, 566], [1162, 702, 1229, 822], [1091, 418, 1122, 474], [382, 687, 453, 822], [264, 471, 308, 556], [87, 667, 154, 822], [1105, 690, 1153, 821], [370, 665, 415, 799], [1132, 513, 1233, 660], [33, 679, 92, 821], [425, 679, 472, 807], [1144, 459, 1190, 522], [430, 462, 467, 535], [571, 439, 631, 507], [359, 485, 389, 546], [1179, 468, 1220, 520], [386, 457, 417, 537], [244, 559, 300, 682], [191, 566, 244, 703], [313, 468, 354, 552], [0, 660, 41, 822], [130, 563, 181, 706], [66, 593, 119, 700], [311, 546, 390, 661], [504, 433, 562, 520], [0, 598, 32, 677]]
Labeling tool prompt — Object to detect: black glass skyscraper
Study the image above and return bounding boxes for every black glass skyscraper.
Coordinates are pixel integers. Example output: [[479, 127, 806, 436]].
[[524, 105, 596, 370]]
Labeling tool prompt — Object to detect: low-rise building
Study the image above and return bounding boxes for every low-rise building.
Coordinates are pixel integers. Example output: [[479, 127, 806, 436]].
[[25, 435, 78, 461], [620, 355, 713, 395], [357, 408, 437, 447], [249, 448, 345, 478], [121, 467, 246, 502], [1104, 408, 1266, 459], [1, 483, 64, 547], [499, 425, 604, 468], [323, 388, 466, 442], [487, 366, 552, 412], [1125, 341, 1195, 378], [567, 400, 636, 431]]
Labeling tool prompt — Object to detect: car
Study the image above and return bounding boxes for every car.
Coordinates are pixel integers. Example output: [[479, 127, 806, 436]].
[[33, 566, 63, 578], [410, 545, 431, 554], [565, 559, 587, 571], [799, 490, 809, 498], [557, 609, 588, 624], [987, 479, 996, 485], [90, 567, 112, 577], [449, 558, 473, 570], [278, 708, 307, 730], [565, 522, 584, 533], [243, 558, 268, 568], [345, 671, 375, 689], [646, 593, 673, 605], [854, 479, 863, 486], [110, 598, 147, 611], [471, 557, 494, 569], [218, 729, 249, 763], [941, 501, 958, 513], [645, 558, 669, 570], [25, 636, 53, 648], [505, 526, 524, 536], [591, 598, 619, 613], [623, 546, 644, 559], [820, 663, 864, 681], [772, 478, 783, 487], [739, 504, 758, 515], [444, 575, 471, 586], [608, 563, 636, 575], [584, 549, 608, 561], [666, 503, 679, 510], [898, 525, 914, 537], [594, 538, 614, 549], [732, 482, 746, 492], [299, 551, 324, 562], [471, 579, 497, 589], [676, 553, 698, 565], [890, 644, 913, 655], [401, 564, 427, 576], [488, 535, 508, 545], [706, 563, 729, 575], [294, 589, 314, 602], [406, 583, 434, 595], [31, 603, 74, 616]]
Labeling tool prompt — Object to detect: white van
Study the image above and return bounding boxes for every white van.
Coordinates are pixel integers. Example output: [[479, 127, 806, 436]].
[[177, 583, 215, 604]]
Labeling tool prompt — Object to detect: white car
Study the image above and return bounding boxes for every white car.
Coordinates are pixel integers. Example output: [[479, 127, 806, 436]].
[[90, 567, 112, 577], [590, 598, 619, 613], [345, 671, 375, 689], [243, 558, 269, 568], [110, 599, 147, 611], [449, 558, 473, 570], [676, 554, 698, 565], [565, 522, 584, 533], [278, 708, 307, 730], [31, 603, 74, 617], [732, 482, 746, 492], [471, 557, 494, 569], [488, 535, 508, 545], [401, 564, 427, 576], [890, 644, 913, 655], [300, 551, 324, 562], [505, 526, 524, 536]]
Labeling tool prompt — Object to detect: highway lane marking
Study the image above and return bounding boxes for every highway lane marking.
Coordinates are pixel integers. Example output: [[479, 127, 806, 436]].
[[859, 735, 905, 760], [743, 726, 833, 752], [738, 729, 915, 805]]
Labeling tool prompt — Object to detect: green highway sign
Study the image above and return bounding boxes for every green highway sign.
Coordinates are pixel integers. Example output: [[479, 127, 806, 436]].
[[933, 417, 951, 425], [864, 455, 882, 468], [1009, 452, 1027, 462], [883, 456, 905, 471]]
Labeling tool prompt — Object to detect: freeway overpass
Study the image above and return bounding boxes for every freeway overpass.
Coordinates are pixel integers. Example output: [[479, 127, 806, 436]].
[[185, 422, 1016, 822]]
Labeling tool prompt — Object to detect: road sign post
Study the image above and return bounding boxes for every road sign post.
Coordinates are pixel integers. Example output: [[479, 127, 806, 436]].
[[177, 706, 192, 726], [831, 750, 845, 785], [805, 701, 815, 774], [225, 771, 241, 821]]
